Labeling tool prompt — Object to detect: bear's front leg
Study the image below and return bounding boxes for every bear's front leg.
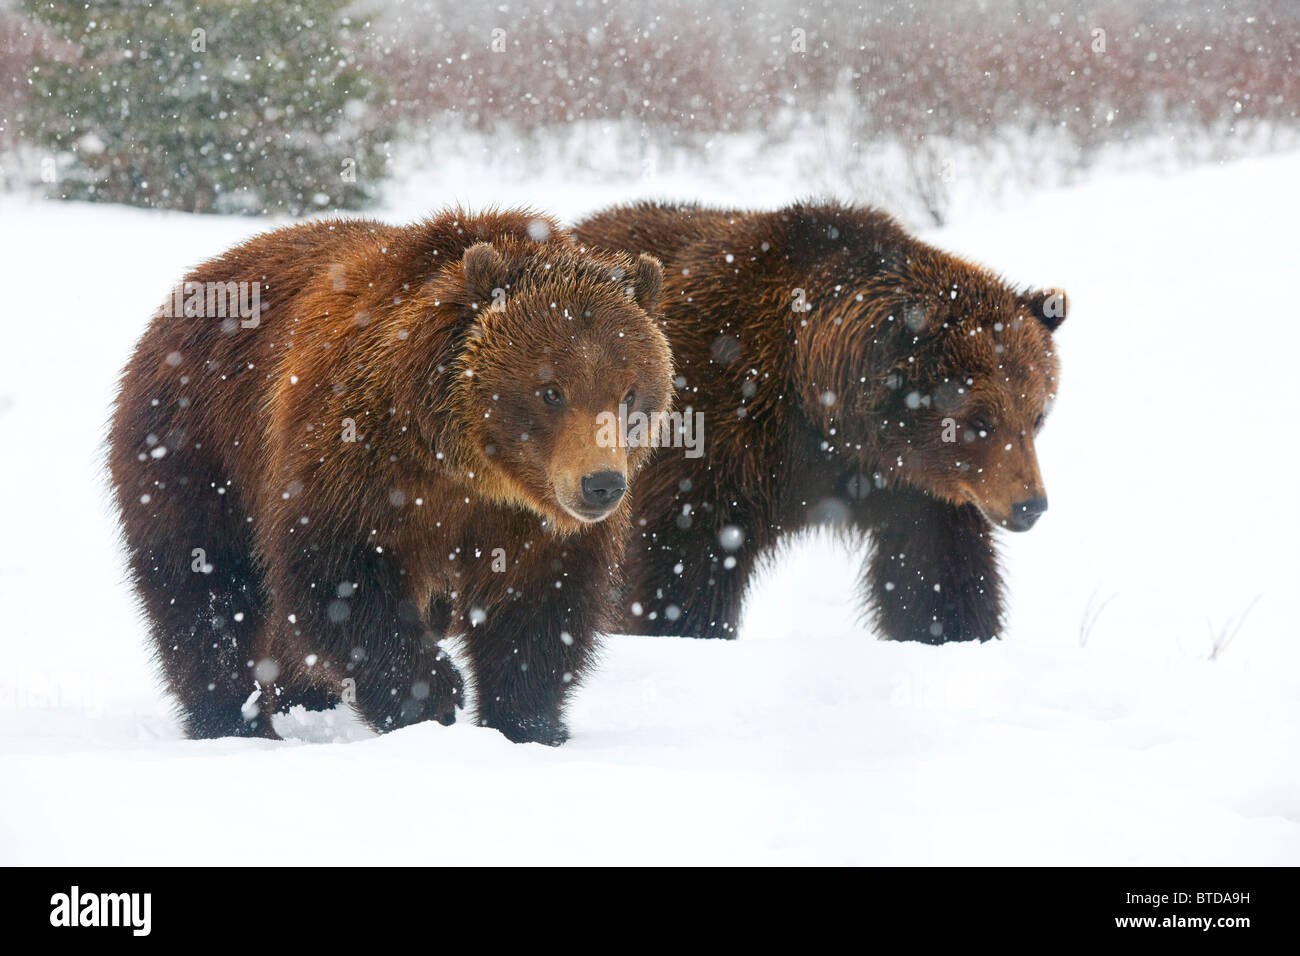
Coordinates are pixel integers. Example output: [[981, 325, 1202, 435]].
[[267, 546, 465, 733], [460, 534, 614, 745], [854, 486, 1003, 643]]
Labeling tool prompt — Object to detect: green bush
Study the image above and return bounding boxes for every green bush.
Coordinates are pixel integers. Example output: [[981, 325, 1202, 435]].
[[22, 0, 393, 214]]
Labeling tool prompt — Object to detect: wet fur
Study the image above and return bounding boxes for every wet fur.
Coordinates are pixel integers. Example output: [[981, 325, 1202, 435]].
[[109, 208, 671, 744], [574, 200, 1065, 644]]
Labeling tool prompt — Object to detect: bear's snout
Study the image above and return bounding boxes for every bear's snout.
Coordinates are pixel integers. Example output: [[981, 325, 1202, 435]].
[[1007, 496, 1048, 532], [581, 470, 626, 510]]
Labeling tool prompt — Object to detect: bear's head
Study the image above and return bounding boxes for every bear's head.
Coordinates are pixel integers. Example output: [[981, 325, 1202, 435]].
[[449, 241, 673, 533], [806, 247, 1066, 532]]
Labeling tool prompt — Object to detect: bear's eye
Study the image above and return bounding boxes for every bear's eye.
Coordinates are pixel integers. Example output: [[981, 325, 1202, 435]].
[[622, 388, 636, 409], [543, 387, 564, 408], [970, 416, 994, 435]]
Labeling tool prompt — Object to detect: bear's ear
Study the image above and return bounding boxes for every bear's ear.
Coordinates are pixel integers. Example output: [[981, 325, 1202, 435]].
[[629, 253, 663, 312], [461, 242, 509, 308], [1023, 287, 1068, 332]]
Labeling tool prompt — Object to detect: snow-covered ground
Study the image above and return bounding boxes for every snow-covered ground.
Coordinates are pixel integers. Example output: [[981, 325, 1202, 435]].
[[1, 149, 1297, 865]]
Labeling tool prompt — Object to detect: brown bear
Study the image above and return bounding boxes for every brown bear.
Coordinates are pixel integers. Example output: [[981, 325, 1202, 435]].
[[574, 200, 1066, 645], [109, 208, 671, 745]]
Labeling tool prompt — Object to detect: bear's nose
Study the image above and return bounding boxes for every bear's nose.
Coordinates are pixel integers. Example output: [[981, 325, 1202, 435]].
[[1007, 496, 1048, 531], [581, 470, 626, 508]]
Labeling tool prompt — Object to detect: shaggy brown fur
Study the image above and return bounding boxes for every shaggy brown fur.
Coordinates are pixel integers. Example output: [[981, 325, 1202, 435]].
[[574, 200, 1066, 644], [109, 209, 671, 744]]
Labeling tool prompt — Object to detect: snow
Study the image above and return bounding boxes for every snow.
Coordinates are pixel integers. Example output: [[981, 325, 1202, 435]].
[[2, 149, 1298, 865]]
